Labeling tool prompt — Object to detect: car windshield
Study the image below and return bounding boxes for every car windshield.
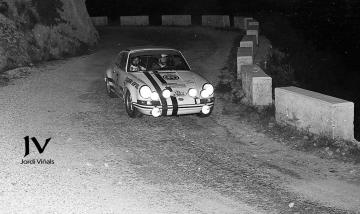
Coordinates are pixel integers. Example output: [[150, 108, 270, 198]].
[[127, 51, 190, 72]]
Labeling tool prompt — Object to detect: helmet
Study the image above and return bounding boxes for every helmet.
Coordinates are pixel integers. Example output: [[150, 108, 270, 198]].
[[159, 54, 168, 64], [132, 57, 140, 65]]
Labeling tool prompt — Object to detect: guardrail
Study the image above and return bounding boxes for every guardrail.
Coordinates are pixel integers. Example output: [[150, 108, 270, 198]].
[[236, 17, 268, 107]]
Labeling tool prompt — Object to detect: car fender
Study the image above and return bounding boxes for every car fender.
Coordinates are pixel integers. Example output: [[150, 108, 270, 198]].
[[124, 82, 139, 102], [105, 68, 116, 85]]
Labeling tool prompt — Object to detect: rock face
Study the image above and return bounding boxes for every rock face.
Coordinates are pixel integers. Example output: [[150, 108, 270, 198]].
[[0, 0, 98, 72]]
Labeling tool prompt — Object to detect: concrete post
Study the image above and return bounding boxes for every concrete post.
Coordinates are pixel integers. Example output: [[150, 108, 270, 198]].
[[241, 65, 272, 106], [237, 47, 253, 79]]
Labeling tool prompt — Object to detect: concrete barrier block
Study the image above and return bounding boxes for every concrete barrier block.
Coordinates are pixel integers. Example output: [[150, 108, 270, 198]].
[[240, 40, 254, 55], [243, 17, 253, 29], [233, 17, 253, 29], [202, 15, 230, 28], [162, 15, 191, 26], [246, 29, 259, 45], [275, 86, 354, 140], [91, 16, 108, 26], [241, 65, 272, 106], [240, 35, 257, 55], [246, 19, 259, 28], [247, 24, 259, 31], [120, 16, 149, 26], [237, 47, 253, 79], [248, 20, 259, 27], [241, 35, 257, 45]]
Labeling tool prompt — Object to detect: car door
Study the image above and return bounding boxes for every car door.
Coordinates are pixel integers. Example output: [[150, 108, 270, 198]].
[[113, 51, 129, 94]]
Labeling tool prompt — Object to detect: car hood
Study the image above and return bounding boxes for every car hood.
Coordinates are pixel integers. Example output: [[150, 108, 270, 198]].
[[130, 70, 207, 91]]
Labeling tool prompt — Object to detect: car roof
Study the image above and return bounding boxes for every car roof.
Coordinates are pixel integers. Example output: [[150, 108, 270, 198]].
[[125, 45, 177, 52]]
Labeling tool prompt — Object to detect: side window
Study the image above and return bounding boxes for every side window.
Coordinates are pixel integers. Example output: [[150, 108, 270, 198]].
[[114, 52, 128, 71], [119, 52, 128, 71]]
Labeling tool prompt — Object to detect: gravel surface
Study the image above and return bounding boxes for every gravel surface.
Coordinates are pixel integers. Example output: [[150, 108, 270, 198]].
[[0, 26, 359, 214]]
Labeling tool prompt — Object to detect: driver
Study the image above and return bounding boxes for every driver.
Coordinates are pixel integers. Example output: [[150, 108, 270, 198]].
[[152, 54, 168, 69], [129, 57, 145, 72], [158, 54, 168, 68]]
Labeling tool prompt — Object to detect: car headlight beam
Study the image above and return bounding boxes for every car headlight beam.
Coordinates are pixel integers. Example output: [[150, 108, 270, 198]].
[[151, 107, 161, 117], [150, 92, 160, 101], [203, 83, 214, 96], [162, 89, 171, 98], [201, 105, 211, 114], [200, 89, 210, 98], [188, 88, 197, 98], [139, 85, 152, 99]]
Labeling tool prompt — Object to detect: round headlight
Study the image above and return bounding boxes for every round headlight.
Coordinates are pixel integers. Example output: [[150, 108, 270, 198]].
[[151, 107, 161, 117], [139, 85, 152, 99], [200, 89, 210, 98], [188, 88, 197, 97], [150, 92, 159, 101], [203, 83, 214, 95], [162, 89, 171, 98], [201, 105, 211, 114]]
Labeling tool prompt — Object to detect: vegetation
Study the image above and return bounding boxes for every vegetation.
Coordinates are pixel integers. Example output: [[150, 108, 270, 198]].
[[262, 49, 296, 89], [31, 0, 65, 26]]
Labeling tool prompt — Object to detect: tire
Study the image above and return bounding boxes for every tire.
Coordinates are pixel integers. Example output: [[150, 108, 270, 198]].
[[106, 78, 117, 98], [197, 106, 213, 117], [125, 91, 141, 118]]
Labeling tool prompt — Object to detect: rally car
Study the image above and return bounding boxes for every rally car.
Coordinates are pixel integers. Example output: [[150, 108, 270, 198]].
[[104, 46, 214, 118]]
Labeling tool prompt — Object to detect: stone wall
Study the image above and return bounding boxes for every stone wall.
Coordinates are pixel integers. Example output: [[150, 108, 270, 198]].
[[0, 0, 98, 72]]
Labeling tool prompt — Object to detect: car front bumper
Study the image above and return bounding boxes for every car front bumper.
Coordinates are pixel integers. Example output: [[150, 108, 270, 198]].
[[133, 98, 215, 116]]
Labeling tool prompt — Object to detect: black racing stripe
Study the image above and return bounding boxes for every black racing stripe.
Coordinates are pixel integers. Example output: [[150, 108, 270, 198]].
[[153, 71, 167, 84], [165, 86, 178, 116], [144, 72, 168, 116], [170, 96, 178, 116]]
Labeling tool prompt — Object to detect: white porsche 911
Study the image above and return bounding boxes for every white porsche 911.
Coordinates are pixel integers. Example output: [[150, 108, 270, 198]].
[[104, 46, 215, 118]]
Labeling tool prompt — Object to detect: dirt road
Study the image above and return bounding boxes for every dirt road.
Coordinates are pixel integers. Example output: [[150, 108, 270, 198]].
[[0, 27, 360, 214]]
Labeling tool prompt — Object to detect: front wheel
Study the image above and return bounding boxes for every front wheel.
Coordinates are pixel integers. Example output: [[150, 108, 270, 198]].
[[125, 91, 141, 118]]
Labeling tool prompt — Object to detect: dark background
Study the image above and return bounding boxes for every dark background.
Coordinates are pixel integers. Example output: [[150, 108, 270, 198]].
[[86, 0, 360, 139]]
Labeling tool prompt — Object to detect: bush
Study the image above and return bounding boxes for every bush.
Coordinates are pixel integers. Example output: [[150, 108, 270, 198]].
[[14, 1, 38, 30], [0, 1, 9, 15], [31, 0, 65, 26], [263, 48, 296, 88]]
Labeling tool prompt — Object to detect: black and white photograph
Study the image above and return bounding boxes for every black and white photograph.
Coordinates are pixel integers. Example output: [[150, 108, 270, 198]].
[[0, 0, 360, 213]]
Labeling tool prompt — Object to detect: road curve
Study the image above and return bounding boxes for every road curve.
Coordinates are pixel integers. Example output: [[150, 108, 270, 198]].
[[0, 27, 360, 214]]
